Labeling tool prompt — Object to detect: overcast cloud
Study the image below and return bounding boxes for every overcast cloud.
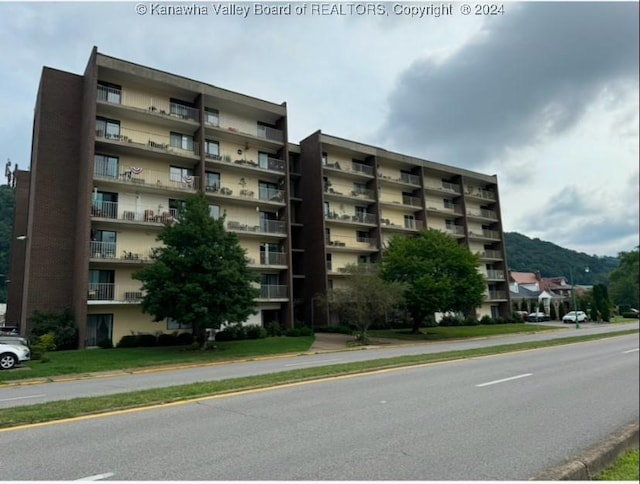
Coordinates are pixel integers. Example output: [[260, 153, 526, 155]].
[[0, 1, 638, 258]]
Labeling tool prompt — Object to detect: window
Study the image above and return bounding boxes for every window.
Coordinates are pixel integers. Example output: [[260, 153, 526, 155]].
[[91, 230, 116, 258], [167, 318, 191, 330], [326, 253, 332, 271], [86, 314, 113, 347], [444, 198, 454, 209], [356, 231, 369, 243], [96, 117, 120, 140], [205, 140, 220, 160], [353, 182, 368, 195], [170, 99, 195, 119], [88, 270, 115, 300], [205, 172, 220, 191], [205, 108, 219, 126], [208, 204, 221, 220], [94, 154, 119, 179], [321, 152, 328, 165], [359, 255, 371, 265], [258, 152, 269, 169], [404, 215, 416, 229], [400, 170, 414, 183], [325, 228, 331, 243], [169, 166, 194, 184], [92, 191, 118, 218], [170, 132, 194, 152], [97, 81, 121, 104], [324, 202, 331, 216]]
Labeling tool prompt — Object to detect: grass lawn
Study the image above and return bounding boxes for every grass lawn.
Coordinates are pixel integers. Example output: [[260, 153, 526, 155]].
[[368, 323, 560, 341], [595, 449, 639, 480], [0, 336, 314, 383]]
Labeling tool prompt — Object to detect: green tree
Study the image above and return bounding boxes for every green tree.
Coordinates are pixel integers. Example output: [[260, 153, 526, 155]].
[[133, 193, 259, 345], [323, 263, 404, 343], [592, 283, 611, 322], [608, 248, 639, 311], [380, 228, 486, 334]]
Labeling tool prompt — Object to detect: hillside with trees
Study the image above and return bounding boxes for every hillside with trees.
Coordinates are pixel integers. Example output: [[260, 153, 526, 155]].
[[504, 232, 619, 285]]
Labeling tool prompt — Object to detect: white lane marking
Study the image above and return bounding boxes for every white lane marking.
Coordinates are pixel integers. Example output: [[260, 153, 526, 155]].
[[622, 348, 639, 354], [75, 472, 115, 481], [476, 373, 533, 388], [0, 394, 45, 403], [284, 358, 343, 367]]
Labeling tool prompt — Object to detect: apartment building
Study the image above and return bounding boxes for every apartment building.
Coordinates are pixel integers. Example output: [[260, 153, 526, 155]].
[[297, 132, 510, 323], [7, 48, 510, 347]]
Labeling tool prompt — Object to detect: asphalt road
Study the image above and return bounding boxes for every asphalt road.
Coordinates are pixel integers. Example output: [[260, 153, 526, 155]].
[[1, 333, 637, 480], [0, 322, 637, 408]]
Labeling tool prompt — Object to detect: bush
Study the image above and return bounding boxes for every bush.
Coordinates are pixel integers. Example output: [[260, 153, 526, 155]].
[[137, 334, 157, 347], [117, 335, 139, 348], [215, 324, 244, 341], [157, 333, 179, 346], [480, 315, 494, 325], [464, 316, 480, 326], [97, 338, 114, 349], [29, 308, 78, 350], [439, 315, 464, 327], [285, 326, 314, 337], [29, 344, 46, 361], [512, 312, 524, 324], [176, 332, 194, 346], [245, 325, 268, 340], [32, 332, 57, 352], [264, 321, 282, 337]]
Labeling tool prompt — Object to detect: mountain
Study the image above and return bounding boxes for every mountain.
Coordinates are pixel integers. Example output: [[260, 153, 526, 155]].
[[503, 232, 618, 285]]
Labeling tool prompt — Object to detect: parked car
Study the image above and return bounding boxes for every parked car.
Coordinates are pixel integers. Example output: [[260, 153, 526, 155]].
[[563, 310, 588, 324], [0, 343, 31, 370], [513, 311, 529, 321], [0, 335, 29, 347], [528, 311, 550, 322]]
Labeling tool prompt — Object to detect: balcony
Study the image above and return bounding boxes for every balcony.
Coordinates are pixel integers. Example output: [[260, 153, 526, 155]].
[[468, 228, 501, 240], [97, 86, 199, 122], [325, 212, 377, 225], [87, 283, 145, 303], [402, 195, 422, 208], [487, 290, 508, 300], [467, 208, 498, 220], [465, 187, 497, 201], [257, 125, 284, 143], [260, 251, 287, 266], [95, 126, 199, 158], [208, 154, 286, 175], [480, 249, 503, 260], [380, 218, 424, 231], [259, 285, 288, 300], [426, 204, 464, 215], [486, 270, 505, 280], [89, 242, 154, 262], [326, 235, 377, 249], [323, 161, 374, 177], [94, 166, 200, 192], [425, 181, 461, 195], [444, 225, 465, 237], [226, 219, 287, 235], [91, 201, 178, 224]]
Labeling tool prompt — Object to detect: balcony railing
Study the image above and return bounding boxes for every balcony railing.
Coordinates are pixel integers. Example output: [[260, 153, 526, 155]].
[[425, 181, 461, 194], [258, 187, 285, 203], [381, 219, 424, 230], [260, 285, 288, 299], [350, 188, 375, 199], [91, 201, 178, 224], [487, 290, 508, 300], [97, 86, 199, 122], [402, 195, 422, 207], [467, 208, 498, 219], [87, 283, 145, 302], [94, 166, 200, 191], [444, 225, 465, 235], [400, 173, 421, 185], [260, 252, 287, 266], [226, 219, 287, 235], [89, 242, 154, 261], [257, 125, 284, 142], [325, 212, 377, 224], [211, 154, 286, 174], [486, 270, 505, 279], [351, 162, 374, 176], [327, 235, 377, 248], [481, 249, 502, 259], [95, 126, 199, 157], [466, 187, 497, 201], [469, 228, 500, 239]]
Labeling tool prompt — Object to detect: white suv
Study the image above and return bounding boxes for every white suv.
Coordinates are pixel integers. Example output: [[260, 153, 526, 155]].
[[0, 343, 31, 370], [563, 311, 588, 324]]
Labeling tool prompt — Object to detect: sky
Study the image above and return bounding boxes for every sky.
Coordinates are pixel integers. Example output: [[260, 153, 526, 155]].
[[0, 1, 638, 258]]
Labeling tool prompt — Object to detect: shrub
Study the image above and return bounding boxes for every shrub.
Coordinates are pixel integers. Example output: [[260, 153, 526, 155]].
[[157, 333, 179, 346], [215, 324, 246, 341], [512, 312, 524, 324], [439, 315, 464, 327], [480, 315, 494, 325], [137, 334, 157, 347], [549, 305, 557, 321], [176, 332, 194, 346], [245, 325, 268, 340], [285, 326, 314, 337], [464, 316, 480, 326], [29, 344, 46, 361], [33, 332, 57, 352], [97, 338, 114, 349], [264, 321, 282, 337], [117, 335, 139, 348], [29, 308, 78, 350], [493, 316, 508, 325]]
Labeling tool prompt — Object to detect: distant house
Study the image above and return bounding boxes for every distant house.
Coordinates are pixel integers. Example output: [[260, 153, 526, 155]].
[[508, 271, 580, 317]]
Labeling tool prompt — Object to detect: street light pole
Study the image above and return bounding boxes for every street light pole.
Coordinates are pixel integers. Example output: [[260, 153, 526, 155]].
[[569, 267, 580, 329]]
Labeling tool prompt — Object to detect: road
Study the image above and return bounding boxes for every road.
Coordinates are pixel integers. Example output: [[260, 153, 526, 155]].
[[1, 333, 637, 480], [0, 322, 637, 408]]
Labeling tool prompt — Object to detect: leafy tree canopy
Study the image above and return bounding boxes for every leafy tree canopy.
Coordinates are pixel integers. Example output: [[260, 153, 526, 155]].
[[380, 228, 486, 333], [608, 248, 639, 310], [323, 263, 404, 343], [133, 193, 259, 344]]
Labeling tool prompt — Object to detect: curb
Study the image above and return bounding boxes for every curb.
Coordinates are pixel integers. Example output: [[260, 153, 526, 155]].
[[532, 420, 639, 480]]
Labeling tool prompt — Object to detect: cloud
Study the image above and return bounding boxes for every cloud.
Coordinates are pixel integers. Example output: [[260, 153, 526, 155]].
[[379, 2, 640, 170]]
